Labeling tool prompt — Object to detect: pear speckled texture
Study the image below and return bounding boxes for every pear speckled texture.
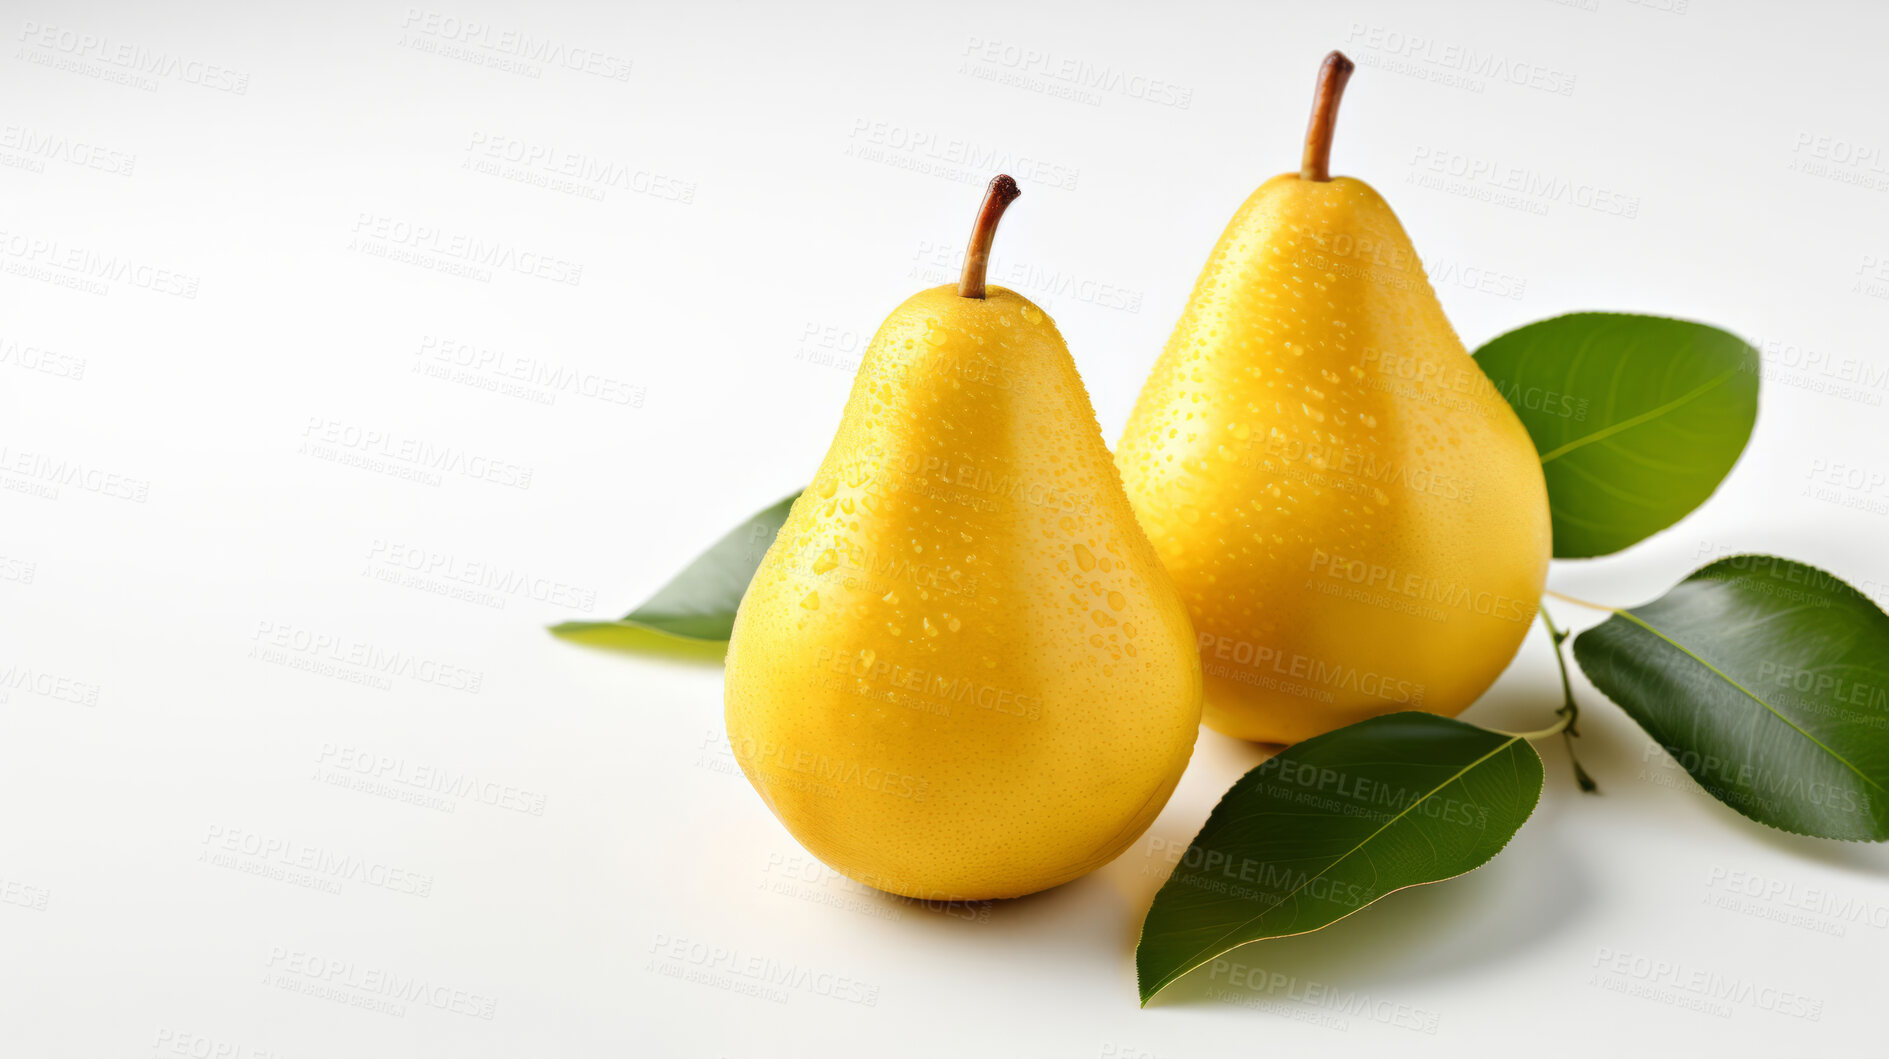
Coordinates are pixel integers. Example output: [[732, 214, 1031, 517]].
[[726, 285, 1202, 901], [1116, 174, 1551, 744]]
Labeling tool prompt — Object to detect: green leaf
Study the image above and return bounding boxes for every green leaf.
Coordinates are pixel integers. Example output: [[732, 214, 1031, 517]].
[[1573, 555, 1889, 840], [1473, 313, 1759, 558], [1135, 712, 1543, 1006], [550, 492, 801, 650]]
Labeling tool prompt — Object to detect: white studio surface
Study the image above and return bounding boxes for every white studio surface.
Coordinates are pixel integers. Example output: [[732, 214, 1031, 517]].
[[4, 1, 1887, 1055]]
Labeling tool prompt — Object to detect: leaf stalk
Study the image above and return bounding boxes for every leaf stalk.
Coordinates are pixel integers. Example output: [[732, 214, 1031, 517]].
[[1540, 605, 1599, 793]]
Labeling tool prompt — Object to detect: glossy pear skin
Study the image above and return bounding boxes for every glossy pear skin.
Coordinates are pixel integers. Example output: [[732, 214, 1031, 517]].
[[726, 285, 1202, 901], [1116, 175, 1550, 744]]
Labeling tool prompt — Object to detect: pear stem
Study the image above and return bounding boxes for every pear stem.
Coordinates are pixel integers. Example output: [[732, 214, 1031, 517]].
[[957, 174, 1021, 299], [1299, 51, 1355, 182]]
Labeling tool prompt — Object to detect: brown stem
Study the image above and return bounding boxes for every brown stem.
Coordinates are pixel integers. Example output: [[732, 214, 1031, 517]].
[[1299, 51, 1355, 182], [957, 174, 1021, 299]]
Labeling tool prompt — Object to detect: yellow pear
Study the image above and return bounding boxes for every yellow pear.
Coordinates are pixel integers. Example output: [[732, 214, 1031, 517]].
[[1116, 53, 1550, 744], [725, 176, 1202, 901]]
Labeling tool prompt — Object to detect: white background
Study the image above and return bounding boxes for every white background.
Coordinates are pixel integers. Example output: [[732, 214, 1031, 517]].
[[5, 0, 1888, 1055]]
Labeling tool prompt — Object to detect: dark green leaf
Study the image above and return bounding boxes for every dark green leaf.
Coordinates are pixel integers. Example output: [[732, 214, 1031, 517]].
[[1574, 555, 1889, 840], [551, 492, 801, 649], [1135, 712, 1543, 1006], [1473, 313, 1758, 558]]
